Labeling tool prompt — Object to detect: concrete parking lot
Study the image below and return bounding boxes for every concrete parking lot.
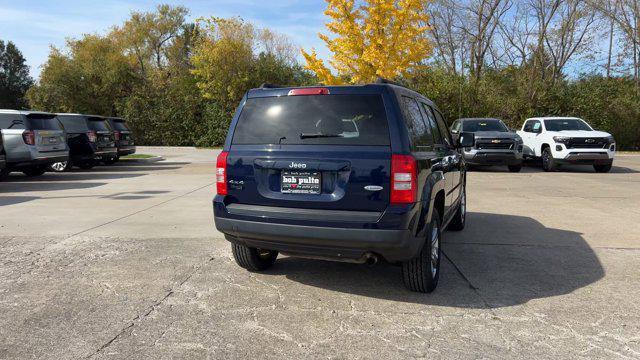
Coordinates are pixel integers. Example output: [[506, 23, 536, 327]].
[[1, 147, 639, 359]]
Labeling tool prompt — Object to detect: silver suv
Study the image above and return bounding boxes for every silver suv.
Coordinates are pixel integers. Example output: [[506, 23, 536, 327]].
[[0, 110, 69, 177]]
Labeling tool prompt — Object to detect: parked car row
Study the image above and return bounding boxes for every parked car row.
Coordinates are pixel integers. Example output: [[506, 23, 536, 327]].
[[213, 79, 618, 294], [451, 116, 616, 173], [0, 110, 135, 179]]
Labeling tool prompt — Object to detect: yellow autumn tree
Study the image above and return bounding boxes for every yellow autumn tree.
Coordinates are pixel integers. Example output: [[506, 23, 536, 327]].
[[302, 0, 433, 85]]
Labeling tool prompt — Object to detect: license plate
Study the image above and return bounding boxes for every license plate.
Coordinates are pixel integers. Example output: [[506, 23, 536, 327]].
[[281, 171, 321, 194]]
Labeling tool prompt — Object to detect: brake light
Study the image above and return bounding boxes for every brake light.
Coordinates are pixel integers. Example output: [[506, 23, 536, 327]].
[[216, 151, 229, 195], [391, 154, 417, 204], [114, 131, 121, 141], [22, 130, 36, 145], [288, 87, 330, 96], [87, 130, 97, 143]]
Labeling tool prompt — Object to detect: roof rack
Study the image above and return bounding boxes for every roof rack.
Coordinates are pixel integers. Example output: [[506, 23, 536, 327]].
[[260, 83, 280, 89], [374, 77, 404, 87]]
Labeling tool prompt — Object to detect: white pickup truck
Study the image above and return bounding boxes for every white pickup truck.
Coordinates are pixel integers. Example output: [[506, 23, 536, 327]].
[[516, 117, 616, 172]]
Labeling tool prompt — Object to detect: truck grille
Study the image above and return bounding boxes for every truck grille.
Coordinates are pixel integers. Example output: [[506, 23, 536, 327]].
[[476, 139, 514, 150], [565, 138, 608, 149]]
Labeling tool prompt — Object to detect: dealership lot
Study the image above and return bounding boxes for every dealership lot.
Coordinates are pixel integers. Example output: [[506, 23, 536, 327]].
[[1, 147, 639, 359]]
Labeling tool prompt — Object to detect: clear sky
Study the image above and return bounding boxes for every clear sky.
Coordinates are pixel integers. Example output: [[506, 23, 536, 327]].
[[0, 0, 330, 79]]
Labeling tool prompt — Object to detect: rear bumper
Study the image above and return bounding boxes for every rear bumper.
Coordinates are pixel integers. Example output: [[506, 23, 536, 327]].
[[215, 217, 419, 263], [118, 146, 136, 156], [463, 150, 523, 166], [94, 148, 118, 159], [213, 200, 422, 263], [8, 152, 69, 168]]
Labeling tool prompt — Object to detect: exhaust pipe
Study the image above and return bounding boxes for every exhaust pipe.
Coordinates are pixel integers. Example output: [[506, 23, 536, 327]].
[[363, 253, 379, 266]]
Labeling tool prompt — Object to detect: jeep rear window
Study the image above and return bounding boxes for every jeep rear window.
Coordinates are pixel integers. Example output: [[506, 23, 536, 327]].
[[26, 116, 63, 130], [232, 95, 390, 145]]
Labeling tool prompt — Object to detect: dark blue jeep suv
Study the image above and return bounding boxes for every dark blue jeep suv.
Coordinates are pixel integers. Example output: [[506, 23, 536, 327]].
[[213, 80, 474, 292]]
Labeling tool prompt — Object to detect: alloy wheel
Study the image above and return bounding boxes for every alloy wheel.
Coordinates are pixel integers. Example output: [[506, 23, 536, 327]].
[[50, 162, 67, 172]]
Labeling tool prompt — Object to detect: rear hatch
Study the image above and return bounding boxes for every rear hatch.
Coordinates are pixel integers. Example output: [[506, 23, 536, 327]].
[[110, 120, 134, 146], [87, 118, 116, 150], [227, 91, 391, 212], [25, 114, 66, 153]]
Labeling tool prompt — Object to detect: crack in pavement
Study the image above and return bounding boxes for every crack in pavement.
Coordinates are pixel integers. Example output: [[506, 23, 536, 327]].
[[85, 255, 216, 359], [442, 250, 495, 313]]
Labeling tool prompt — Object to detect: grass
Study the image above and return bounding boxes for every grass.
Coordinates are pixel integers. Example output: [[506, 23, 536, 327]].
[[120, 154, 157, 159]]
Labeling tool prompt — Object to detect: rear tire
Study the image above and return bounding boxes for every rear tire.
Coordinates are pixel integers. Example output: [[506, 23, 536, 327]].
[[541, 147, 556, 172], [448, 186, 466, 231], [231, 243, 278, 271], [594, 163, 612, 173], [22, 166, 46, 177], [508, 164, 522, 172], [77, 160, 95, 170], [402, 210, 442, 293], [102, 156, 119, 165]]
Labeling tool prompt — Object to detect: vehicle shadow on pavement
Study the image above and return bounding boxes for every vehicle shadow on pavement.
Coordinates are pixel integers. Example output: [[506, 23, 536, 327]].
[[264, 212, 604, 308], [0, 180, 108, 193]]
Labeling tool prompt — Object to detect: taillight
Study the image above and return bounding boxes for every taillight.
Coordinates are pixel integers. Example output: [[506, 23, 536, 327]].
[[391, 154, 417, 204], [87, 130, 97, 143], [22, 130, 36, 145], [288, 87, 330, 96], [216, 151, 229, 195], [114, 131, 121, 141]]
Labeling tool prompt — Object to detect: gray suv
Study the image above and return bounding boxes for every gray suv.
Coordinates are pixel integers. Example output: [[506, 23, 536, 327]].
[[451, 118, 523, 172], [0, 110, 69, 177]]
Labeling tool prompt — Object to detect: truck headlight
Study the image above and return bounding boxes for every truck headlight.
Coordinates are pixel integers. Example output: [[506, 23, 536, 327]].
[[553, 136, 570, 144]]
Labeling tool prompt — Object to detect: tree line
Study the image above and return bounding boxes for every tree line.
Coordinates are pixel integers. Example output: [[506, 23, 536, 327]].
[[2, 1, 640, 149]]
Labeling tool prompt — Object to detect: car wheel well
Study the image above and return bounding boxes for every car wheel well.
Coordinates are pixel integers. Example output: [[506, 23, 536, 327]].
[[434, 190, 445, 221], [541, 143, 550, 154]]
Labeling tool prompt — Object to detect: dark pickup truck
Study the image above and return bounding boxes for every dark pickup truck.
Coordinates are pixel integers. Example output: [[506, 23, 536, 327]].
[[451, 118, 524, 172]]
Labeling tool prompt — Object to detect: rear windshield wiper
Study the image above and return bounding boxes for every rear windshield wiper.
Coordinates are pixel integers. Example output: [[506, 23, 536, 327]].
[[299, 133, 344, 139]]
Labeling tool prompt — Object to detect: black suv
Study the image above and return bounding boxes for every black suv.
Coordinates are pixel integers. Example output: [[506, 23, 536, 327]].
[[0, 132, 5, 180], [106, 117, 136, 163], [213, 81, 474, 293], [450, 118, 523, 172], [51, 114, 117, 171]]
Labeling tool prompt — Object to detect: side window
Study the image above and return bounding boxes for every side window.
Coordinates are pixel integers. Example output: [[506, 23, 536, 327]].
[[420, 103, 443, 145], [432, 108, 453, 147], [523, 120, 541, 133], [401, 96, 433, 149], [0, 114, 25, 129], [451, 121, 461, 134], [532, 121, 542, 132]]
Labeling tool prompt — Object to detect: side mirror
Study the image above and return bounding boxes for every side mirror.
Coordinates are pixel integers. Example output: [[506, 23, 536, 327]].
[[457, 132, 475, 148], [450, 128, 459, 134]]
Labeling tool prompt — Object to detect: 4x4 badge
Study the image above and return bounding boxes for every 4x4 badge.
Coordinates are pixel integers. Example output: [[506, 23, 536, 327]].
[[364, 185, 383, 191]]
